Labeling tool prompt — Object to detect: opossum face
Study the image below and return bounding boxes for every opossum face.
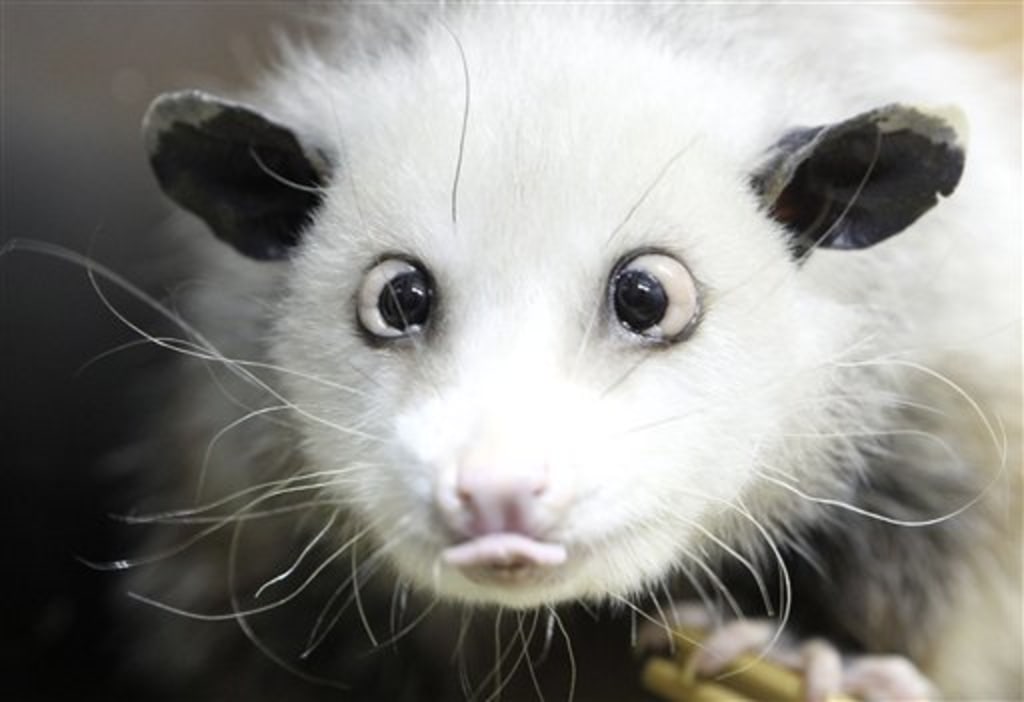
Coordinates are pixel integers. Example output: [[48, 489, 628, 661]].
[[144, 36, 963, 608], [278, 144, 812, 609]]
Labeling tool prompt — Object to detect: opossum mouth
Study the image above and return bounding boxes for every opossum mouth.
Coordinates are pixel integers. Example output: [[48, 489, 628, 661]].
[[442, 533, 567, 585]]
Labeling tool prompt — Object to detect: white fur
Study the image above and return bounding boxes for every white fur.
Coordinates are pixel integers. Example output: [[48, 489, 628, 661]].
[[149, 4, 1020, 697]]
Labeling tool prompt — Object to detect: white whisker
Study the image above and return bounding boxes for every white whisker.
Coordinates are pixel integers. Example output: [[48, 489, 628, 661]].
[[373, 596, 439, 650], [118, 468, 354, 523], [227, 519, 351, 691], [255, 509, 339, 599], [350, 539, 380, 647], [128, 522, 372, 621], [301, 542, 392, 658], [249, 146, 327, 194], [547, 607, 576, 702], [680, 548, 743, 621]]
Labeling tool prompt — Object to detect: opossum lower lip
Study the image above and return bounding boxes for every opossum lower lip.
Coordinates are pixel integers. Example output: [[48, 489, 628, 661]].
[[442, 533, 567, 580]]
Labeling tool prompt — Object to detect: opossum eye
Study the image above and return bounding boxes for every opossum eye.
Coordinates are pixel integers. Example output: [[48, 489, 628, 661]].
[[612, 253, 699, 341], [358, 259, 433, 338]]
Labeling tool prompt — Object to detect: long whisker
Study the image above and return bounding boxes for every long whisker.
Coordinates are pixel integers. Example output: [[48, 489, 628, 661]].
[[6, 241, 260, 392], [610, 330, 939, 439], [754, 468, 996, 528], [604, 139, 697, 248], [648, 587, 676, 655], [794, 129, 883, 264], [713, 129, 882, 308], [657, 578, 686, 631], [196, 355, 302, 447], [111, 499, 346, 527], [7, 240, 384, 446], [778, 427, 958, 453], [609, 593, 699, 647], [680, 518, 773, 617], [227, 517, 351, 691], [388, 578, 410, 644], [456, 607, 475, 700], [440, 19, 471, 226], [480, 610, 542, 702], [372, 596, 440, 650], [303, 556, 391, 657], [87, 482, 348, 570], [84, 330, 372, 400], [350, 538, 380, 646], [126, 522, 372, 621], [619, 389, 948, 439], [629, 607, 638, 648], [680, 548, 743, 620], [75, 336, 171, 376], [302, 518, 417, 657], [745, 358, 1010, 527], [518, 610, 547, 702], [301, 543, 392, 658], [117, 468, 353, 523], [468, 607, 507, 702], [707, 496, 792, 681], [546, 606, 576, 702], [834, 358, 1005, 464], [255, 509, 340, 598], [249, 146, 328, 194], [538, 608, 557, 666], [571, 298, 604, 383], [676, 561, 721, 631], [599, 348, 657, 398], [197, 403, 293, 500]]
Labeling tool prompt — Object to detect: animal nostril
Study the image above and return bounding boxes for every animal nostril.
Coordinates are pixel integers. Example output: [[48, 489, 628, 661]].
[[453, 463, 549, 536]]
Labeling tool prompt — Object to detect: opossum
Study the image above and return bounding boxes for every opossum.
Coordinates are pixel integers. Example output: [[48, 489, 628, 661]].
[[117, 3, 1020, 701]]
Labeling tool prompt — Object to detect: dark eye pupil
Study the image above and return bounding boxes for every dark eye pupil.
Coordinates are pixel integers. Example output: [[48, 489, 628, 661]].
[[379, 272, 431, 330], [614, 269, 667, 333]]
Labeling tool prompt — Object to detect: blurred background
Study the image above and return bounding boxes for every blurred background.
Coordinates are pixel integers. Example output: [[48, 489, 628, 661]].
[[0, 3, 1019, 701], [1, 4, 317, 699]]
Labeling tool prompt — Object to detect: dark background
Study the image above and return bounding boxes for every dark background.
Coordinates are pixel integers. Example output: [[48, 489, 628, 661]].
[[0, 3, 1018, 701], [0, 4, 312, 699]]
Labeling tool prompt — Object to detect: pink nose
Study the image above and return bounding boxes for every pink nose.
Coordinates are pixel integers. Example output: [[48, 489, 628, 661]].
[[455, 462, 549, 537]]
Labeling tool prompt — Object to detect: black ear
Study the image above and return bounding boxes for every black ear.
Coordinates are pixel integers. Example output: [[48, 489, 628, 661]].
[[143, 90, 331, 260], [752, 104, 966, 256]]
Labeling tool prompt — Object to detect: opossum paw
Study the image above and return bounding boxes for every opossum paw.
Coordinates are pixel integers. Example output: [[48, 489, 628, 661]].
[[697, 625, 937, 702], [634, 600, 782, 665], [634, 600, 717, 653], [839, 655, 937, 702], [638, 604, 937, 702]]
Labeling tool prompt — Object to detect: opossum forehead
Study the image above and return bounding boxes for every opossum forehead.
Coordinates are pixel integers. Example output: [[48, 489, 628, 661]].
[[311, 157, 759, 258], [300, 63, 782, 301], [290, 16, 771, 263]]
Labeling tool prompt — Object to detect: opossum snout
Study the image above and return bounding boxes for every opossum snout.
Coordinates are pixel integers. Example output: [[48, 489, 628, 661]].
[[454, 460, 549, 537], [437, 431, 570, 576]]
